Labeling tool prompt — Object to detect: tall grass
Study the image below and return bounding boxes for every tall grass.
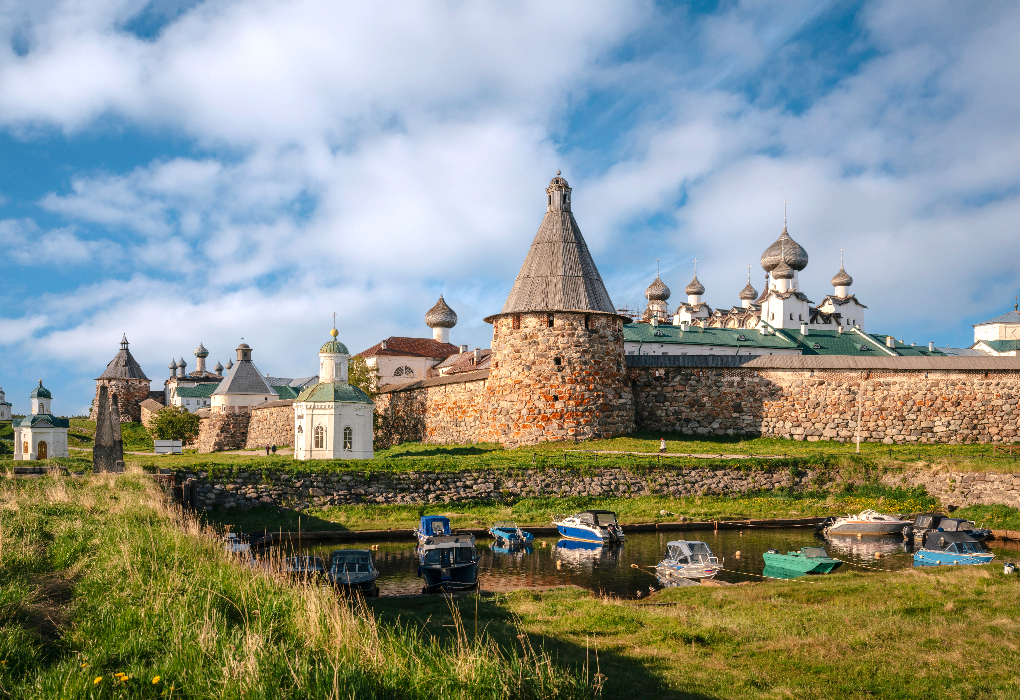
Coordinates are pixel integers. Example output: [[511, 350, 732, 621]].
[[0, 470, 598, 699]]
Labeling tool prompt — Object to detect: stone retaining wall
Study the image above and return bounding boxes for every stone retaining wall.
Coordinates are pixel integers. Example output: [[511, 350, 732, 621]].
[[196, 413, 250, 453], [890, 469, 1020, 509], [245, 400, 295, 449]]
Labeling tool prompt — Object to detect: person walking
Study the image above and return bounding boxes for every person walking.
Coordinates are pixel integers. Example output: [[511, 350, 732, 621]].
[[271, 444, 277, 455], [265, 445, 270, 456], [659, 437, 667, 453]]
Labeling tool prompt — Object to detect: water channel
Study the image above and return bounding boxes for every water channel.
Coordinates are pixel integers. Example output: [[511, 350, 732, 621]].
[[280, 528, 1020, 598]]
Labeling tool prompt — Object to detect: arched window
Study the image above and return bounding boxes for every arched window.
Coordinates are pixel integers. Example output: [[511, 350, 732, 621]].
[[335, 361, 342, 378], [314, 425, 325, 449], [343, 426, 353, 451], [297, 424, 303, 433], [23, 441, 28, 454], [394, 366, 414, 378]]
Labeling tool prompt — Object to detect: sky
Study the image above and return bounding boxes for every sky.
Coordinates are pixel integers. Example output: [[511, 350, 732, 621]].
[[2, 0, 1020, 416]]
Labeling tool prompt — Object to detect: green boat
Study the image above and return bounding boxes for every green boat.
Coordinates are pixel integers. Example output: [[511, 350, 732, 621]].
[[762, 546, 843, 575]]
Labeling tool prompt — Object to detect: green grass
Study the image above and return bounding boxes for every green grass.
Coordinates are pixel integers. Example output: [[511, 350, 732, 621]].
[[205, 484, 940, 534], [68, 419, 154, 452], [954, 504, 1020, 531], [0, 470, 598, 699]]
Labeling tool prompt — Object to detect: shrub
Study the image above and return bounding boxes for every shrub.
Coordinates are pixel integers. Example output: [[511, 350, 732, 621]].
[[148, 406, 201, 443]]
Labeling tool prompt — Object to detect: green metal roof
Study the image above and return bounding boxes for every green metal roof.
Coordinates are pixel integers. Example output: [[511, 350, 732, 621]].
[[29, 381, 51, 399], [623, 324, 796, 349], [175, 384, 219, 398], [270, 385, 300, 400], [623, 323, 946, 357], [295, 381, 373, 404], [13, 414, 69, 428], [981, 339, 1020, 353], [320, 339, 350, 354]]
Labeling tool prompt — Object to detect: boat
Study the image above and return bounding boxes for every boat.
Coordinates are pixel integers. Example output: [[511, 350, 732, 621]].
[[762, 546, 843, 575], [241, 529, 274, 549], [415, 515, 452, 545], [283, 555, 326, 582], [824, 509, 913, 537], [655, 540, 720, 580], [488, 521, 534, 545], [224, 533, 251, 555], [417, 534, 479, 593], [910, 513, 947, 545], [326, 549, 380, 596], [553, 510, 625, 544], [934, 517, 992, 542], [914, 531, 995, 567]]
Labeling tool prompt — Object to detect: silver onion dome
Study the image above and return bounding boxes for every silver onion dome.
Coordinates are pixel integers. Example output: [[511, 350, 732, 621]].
[[761, 227, 809, 272], [739, 282, 758, 300], [645, 275, 671, 302], [425, 295, 458, 329], [831, 266, 853, 287], [168, 359, 178, 370], [685, 275, 706, 296], [194, 342, 209, 358], [225, 359, 234, 370], [772, 260, 794, 280], [176, 358, 187, 370], [213, 361, 224, 373]]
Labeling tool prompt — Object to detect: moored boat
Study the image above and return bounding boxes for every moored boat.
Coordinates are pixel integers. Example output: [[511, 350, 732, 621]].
[[488, 521, 534, 545], [825, 509, 913, 537], [283, 555, 326, 582], [553, 510, 624, 544], [417, 534, 479, 593], [934, 517, 992, 542], [762, 546, 843, 575], [914, 531, 995, 567], [326, 549, 379, 596], [655, 540, 720, 580], [415, 515, 452, 545]]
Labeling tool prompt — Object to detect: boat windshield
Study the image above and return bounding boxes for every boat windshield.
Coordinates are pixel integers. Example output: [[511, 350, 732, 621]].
[[431, 521, 448, 535], [289, 556, 324, 571], [331, 552, 371, 573], [955, 541, 984, 554], [666, 545, 684, 562], [801, 547, 828, 558], [455, 547, 477, 563], [594, 513, 617, 526], [686, 542, 714, 564], [424, 546, 476, 566]]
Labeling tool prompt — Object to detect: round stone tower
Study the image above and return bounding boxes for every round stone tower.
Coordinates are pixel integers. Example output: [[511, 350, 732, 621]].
[[90, 335, 151, 423], [484, 173, 634, 447]]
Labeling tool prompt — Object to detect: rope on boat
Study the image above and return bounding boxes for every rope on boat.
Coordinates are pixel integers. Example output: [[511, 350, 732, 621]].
[[715, 566, 823, 584]]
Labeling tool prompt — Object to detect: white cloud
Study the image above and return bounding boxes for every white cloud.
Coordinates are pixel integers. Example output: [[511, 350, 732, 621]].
[[0, 218, 121, 265]]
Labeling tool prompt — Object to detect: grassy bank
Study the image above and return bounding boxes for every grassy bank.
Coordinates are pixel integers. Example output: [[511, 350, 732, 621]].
[[206, 484, 941, 534], [376, 567, 1020, 700], [0, 470, 597, 699]]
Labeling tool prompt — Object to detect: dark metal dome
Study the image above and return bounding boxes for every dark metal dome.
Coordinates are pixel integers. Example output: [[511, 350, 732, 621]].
[[739, 282, 758, 300], [685, 275, 706, 296], [761, 227, 809, 272], [645, 275, 671, 302], [831, 266, 853, 287], [425, 295, 458, 329]]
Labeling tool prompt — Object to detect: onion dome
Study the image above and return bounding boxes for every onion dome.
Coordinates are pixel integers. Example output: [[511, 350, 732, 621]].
[[176, 358, 187, 370], [761, 227, 809, 272], [425, 295, 458, 329], [831, 266, 853, 288], [225, 359, 234, 370], [194, 342, 209, 358], [320, 327, 350, 354], [739, 281, 758, 300], [644, 275, 671, 302], [772, 260, 794, 280], [213, 361, 224, 373], [168, 359, 178, 370], [685, 275, 705, 296], [30, 380, 51, 399]]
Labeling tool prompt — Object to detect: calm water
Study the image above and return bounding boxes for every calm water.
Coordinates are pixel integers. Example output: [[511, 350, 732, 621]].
[[282, 528, 1020, 598]]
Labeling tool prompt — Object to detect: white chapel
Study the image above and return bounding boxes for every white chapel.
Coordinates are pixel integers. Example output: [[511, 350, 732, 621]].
[[293, 328, 375, 460], [13, 381, 69, 460]]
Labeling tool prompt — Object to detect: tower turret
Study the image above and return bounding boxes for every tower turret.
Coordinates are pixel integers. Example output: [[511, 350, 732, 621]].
[[319, 327, 351, 383], [194, 342, 209, 374]]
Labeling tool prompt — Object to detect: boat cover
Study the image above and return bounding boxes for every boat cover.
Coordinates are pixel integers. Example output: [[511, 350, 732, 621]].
[[419, 516, 451, 536], [912, 513, 945, 529], [937, 518, 976, 533], [579, 510, 618, 526], [922, 530, 984, 549]]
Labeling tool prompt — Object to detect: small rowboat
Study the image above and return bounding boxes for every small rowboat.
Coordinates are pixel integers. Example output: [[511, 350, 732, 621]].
[[488, 521, 534, 545], [762, 546, 843, 575]]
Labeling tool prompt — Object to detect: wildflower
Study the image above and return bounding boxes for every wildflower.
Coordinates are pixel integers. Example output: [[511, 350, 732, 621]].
[[80, 662, 88, 668], [152, 676, 161, 685], [94, 677, 103, 685]]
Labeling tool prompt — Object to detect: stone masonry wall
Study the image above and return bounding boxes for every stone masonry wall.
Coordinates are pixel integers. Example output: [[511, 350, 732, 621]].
[[888, 469, 1020, 509], [196, 412, 251, 453], [172, 465, 811, 511], [89, 378, 151, 423], [375, 377, 488, 449], [632, 367, 1020, 445], [245, 401, 295, 449]]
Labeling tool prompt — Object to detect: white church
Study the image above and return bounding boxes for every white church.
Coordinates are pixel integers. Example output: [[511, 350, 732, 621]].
[[13, 381, 69, 460], [293, 328, 375, 460]]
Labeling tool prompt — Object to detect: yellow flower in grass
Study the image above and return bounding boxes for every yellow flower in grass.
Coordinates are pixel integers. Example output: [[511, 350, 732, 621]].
[[93, 677, 102, 685], [152, 676, 161, 685]]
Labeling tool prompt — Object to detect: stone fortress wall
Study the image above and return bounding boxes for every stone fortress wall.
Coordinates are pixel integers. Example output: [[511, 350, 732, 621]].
[[89, 379, 150, 423], [245, 400, 295, 449], [375, 355, 1020, 447], [167, 463, 1020, 513]]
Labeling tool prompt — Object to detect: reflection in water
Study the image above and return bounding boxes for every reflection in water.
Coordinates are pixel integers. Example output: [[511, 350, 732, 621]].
[[276, 529, 1013, 599]]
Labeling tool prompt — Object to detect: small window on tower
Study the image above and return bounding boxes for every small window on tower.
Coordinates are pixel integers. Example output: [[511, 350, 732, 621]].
[[547, 314, 554, 328], [554, 357, 562, 366], [512, 314, 520, 330], [585, 314, 591, 330]]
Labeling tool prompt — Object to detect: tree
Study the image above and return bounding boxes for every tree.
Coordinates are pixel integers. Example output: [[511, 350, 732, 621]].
[[348, 355, 378, 396], [148, 405, 201, 443]]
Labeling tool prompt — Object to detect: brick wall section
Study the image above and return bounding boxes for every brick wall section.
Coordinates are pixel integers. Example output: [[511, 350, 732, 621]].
[[89, 379, 151, 423], [485, 312, 634, 447], [632, 366, 1020, 444], [196, 413, 251, 453], [245, 400, 295, 449]]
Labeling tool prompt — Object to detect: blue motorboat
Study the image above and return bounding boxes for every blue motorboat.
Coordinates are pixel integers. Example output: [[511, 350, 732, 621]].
[[914, 531, 995, 567], [417, 534, 479, 593], [415, 515, 452, 545], [553, 510, 624, 544], [488, 521, 534, 545]]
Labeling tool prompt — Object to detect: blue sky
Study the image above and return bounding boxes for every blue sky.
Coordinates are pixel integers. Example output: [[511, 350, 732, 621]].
[[2, 0, 1020, 415]]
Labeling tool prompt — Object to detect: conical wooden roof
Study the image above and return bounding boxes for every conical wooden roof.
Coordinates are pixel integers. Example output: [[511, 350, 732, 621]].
[[498, 176, 615, 315]]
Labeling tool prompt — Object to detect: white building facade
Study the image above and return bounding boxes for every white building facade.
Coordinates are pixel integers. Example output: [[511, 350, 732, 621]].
[[293, 330, 375, 460], [13, 381, 69, 460]]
